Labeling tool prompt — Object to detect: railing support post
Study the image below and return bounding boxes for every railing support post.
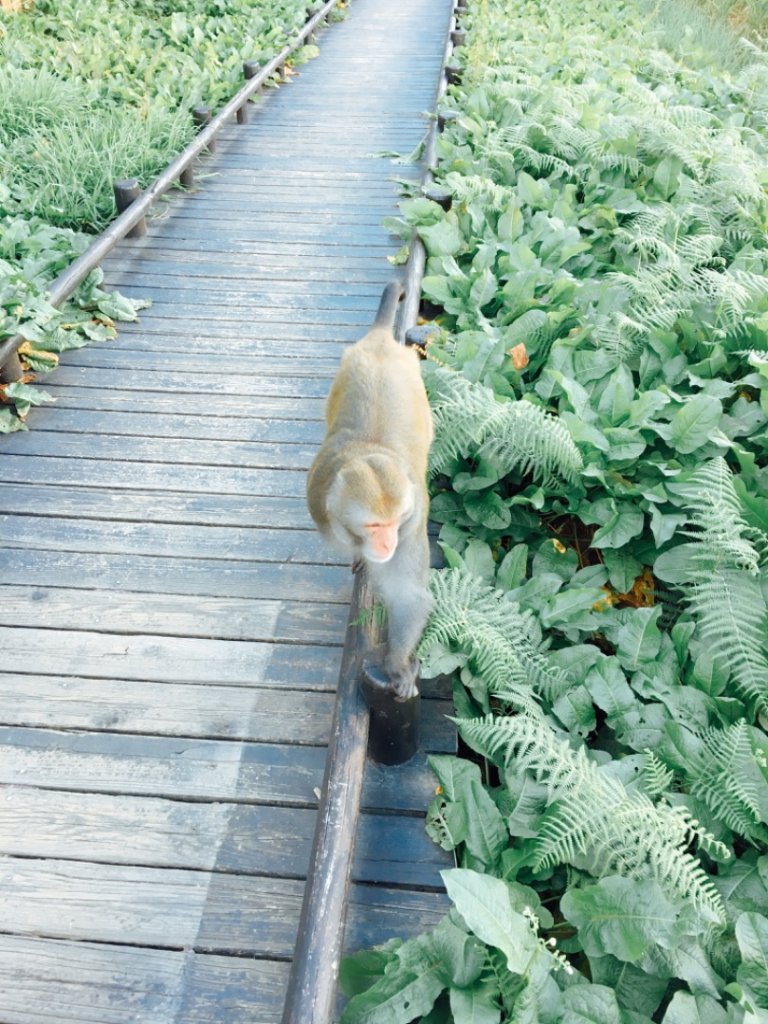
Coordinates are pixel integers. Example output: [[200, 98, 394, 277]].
[[360, 657, 420, 765], [112, 179, 147, 238], [0, 350, 23, 384], [237, 61, 260, 123]]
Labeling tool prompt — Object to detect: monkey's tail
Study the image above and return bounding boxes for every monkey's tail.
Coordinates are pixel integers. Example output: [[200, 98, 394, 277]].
[[372, 280, 405, 330]]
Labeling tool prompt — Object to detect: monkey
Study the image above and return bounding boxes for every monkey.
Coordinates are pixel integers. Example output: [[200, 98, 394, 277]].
[[306, 280, 434, 700]]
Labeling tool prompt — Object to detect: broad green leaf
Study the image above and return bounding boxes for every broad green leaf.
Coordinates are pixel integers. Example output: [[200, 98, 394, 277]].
[[559, 984, 621, 1024], [661, 992, 730, 1024], [3, 382, 54, 406], [420, 215, 464, 257], [497, 544, 528, 590], [540, 586, 606, 627], [470, 267, 498, 310], [441, 869, 537, 974], [736, 912, 768, 1004], [616, 607, 662, 670], [449, 983, 502, 1024], [433, 915, 486, 989], [591, 506, 644, 549], [562, 876, 679, 962], [668, 395, 723, 455], [339, 933, 446, 1024], [585, 659, 635, 724]]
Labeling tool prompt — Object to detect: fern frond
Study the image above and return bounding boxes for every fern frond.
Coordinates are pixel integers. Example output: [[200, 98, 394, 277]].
[[687, 570, 768, 711], [678, 457, 763, 574], [421, 568, 569, 706], [424, 365, 583, 486], [688, 721, 768, 843], [642, 749, 675, 799], [457, 713, 726, 925]]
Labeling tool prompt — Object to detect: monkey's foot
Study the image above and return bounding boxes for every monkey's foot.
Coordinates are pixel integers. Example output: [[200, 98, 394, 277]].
[[385, 656, 420, 702]]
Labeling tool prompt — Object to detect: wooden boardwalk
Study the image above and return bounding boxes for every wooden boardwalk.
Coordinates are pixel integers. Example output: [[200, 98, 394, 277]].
[[0, 0, 455, 1020]]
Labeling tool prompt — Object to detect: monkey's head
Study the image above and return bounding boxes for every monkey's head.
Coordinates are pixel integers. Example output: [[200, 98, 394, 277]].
[[327, 452, 415, 564]]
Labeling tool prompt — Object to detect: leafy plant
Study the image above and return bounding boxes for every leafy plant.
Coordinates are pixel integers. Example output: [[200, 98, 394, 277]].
[[341, 0, 768, 1019]]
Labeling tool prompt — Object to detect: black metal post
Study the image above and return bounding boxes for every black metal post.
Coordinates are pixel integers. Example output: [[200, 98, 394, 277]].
[[112, 179, 147, 238], [360, 656, 420, 765], [237, 61, 260, 123], [0, 350, 23, 384], [192, 105, 215, 153]]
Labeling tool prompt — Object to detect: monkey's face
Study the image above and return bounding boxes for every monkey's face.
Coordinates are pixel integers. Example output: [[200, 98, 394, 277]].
[[361, 517, 402, 563], [327, 453, 415, 565]]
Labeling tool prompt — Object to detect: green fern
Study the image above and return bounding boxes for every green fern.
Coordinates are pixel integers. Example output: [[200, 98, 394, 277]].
[[457, 713, 726, 926], [670, 459, 768, 711], [642, 749, 675, 800], [688, 720, 768, 844], [420, 567, 571, 708], [688, 571, 768, 711], [424, 365, 583, 486], [678, 457, 766, 573]]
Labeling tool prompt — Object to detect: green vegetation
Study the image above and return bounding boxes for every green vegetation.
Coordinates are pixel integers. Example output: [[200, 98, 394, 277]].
[[341, 0, 768, 1020], [0, 0, 322, 430]]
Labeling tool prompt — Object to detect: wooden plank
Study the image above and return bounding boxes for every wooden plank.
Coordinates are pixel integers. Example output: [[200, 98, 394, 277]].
[[0, 484, 313, 528], [0, 858, 447, 957], [35, 387, 327, 418], [0, 934, 292, 1024], [0, 727, 444, 812], [61, 350, 338, 377], [0, 585, 345, 645], [0, 787, 449, 887], [0, 432, 318, 469], [0, 515, 334, 564], [101, 277, 388, 301], [51, 331, 348, 356], [0, 627, 344, 688], [112, 236, 394, 258], [100, 251, 394, 282], [43, 365, 331, 397], [0, 935, 197, 1024], [0, 674, 455, 748], [0, 551, 350, 606], [8, 408, 327, 444], [0, 454, 308, 497]]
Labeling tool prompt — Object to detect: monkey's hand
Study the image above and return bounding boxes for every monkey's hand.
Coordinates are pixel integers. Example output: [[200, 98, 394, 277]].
[[351, 557, 364, 575]]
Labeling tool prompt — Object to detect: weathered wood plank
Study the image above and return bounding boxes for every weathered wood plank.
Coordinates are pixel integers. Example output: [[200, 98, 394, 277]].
[[0, 515, 332, 564], [0, 454, 308, 496], [37, 387, 327, 418], [0, 726, 446, 811], [0, 935, 201, 1024], [0, 484, 313, 528], [60, 349, 339, 377], [0, 551, 350, 605], [0, 674, 455, 748], [0, 626, 347, 688], [9, 408, 327, 444], [0, 432, 318, 469], [0, 585, 345, 644], [0, 858, 447, 956], [43, 365, 331, 397], [0, 787, 448, 887], [100, 251, 392, 283]]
